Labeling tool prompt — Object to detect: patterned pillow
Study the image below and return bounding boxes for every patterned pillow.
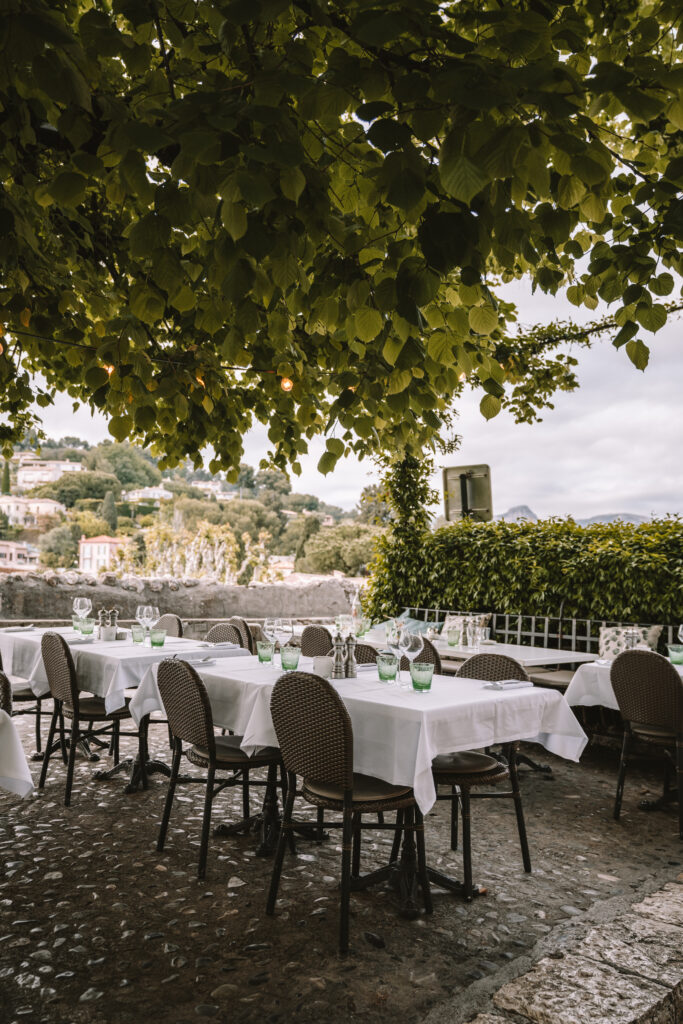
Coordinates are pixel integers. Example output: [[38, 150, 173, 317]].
[[598, 625, 663, 659]]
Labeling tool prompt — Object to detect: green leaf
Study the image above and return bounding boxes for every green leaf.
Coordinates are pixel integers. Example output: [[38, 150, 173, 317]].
[[557, 175, 586, 208], [49, 172, 87, 206], [84, 366, 110, 389], [280, 167, 306, 203], [382, 336, 405, 365], [439, 135, 489, 204], [480, 394, 501, 420], [649, 273, 674, 297], [354, 306, 384, 342], [326, 437, 345, 457], [426, 332, 454, 364], [317, 451, 337, 475], [221, 201, 247, 241], [625, 339, 649, 371], [108, 415, 133, 441], [468, 306, 498, 334], [635, 303, 667, 333]]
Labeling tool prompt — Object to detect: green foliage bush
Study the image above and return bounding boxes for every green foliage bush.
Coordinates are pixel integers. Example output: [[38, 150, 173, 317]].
[[366, 517, 683, 625]]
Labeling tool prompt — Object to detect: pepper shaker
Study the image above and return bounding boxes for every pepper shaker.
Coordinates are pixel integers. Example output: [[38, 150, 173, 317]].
[[345, 634, 357, 679], [331, 631, 346, 679]]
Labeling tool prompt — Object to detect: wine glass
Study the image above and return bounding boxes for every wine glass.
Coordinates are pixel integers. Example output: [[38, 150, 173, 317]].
[[338, 614, 354, 637], [274, 618, 293, 665], [73, 597, 90, 628], [398, 628, 424, 687], [150, 606, 160, 627], [263, 618, 278, 644], [385, 621, 402, 681], [678, 625, 683, 644]]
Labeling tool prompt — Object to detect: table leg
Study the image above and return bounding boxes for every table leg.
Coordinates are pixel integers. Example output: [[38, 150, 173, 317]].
[[92, 717, 176, 793]]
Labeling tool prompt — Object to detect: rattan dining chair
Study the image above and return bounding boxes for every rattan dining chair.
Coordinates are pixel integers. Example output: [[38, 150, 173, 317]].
[[38, 632, 137, 806], [205, 623, 243, 646], [266, 671, 431, 954], [0, 650, 48, 757], [399, 636, 442, 675], [154, 613, 183, 638], [611, 649, 683, 838], [227, 616, 256, 654], [0, 670, 11, 714], [156, 658, 282, 878], [425, 652, 531, 898], [300, 624, 333, 658]]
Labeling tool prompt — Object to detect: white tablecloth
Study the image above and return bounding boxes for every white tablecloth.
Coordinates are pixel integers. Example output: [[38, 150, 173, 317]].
[[565, 660, 683, 711], [130, 657, 587, 813], [0, 627, 244, 713], [0, 709, 34, 798], [364, 632, 596, 668]]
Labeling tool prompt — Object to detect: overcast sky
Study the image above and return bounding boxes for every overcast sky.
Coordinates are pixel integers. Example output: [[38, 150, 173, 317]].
[[33, 281, 682, 517]]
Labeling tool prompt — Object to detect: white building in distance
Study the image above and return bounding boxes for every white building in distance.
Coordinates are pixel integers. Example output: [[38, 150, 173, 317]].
[[0, 496, 66, 526], [16, 459, 84, 491], [123, 486, 174, 504], [0, 540, 39, 572], [79, 535, 128, 573]]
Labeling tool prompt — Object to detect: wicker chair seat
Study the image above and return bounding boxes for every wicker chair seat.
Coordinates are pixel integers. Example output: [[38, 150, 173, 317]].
[[62, 696, 131, 720], [11, 687, 37, 700], [630, 723, 675, 743], [432, 750, 509, 787], [186, 733, 280, 769], [303, 772, 415, 813]]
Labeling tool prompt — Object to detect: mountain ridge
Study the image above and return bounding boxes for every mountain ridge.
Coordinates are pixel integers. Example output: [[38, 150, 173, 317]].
[[497, 505, 649, 526]]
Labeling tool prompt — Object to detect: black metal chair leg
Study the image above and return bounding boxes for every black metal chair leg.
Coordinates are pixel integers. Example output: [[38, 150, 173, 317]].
[[614, 731, 630, 820], [677, 739, 683, 840], [316, 805, 325, 841], [509, 756, 531, 872], [198, 763, 216, 879], [242, 772, 250, 821], [415, 807, 432, 913], [58, 708, 68, 764], [450, 784, 459, 850], [35, 699, 42, 753], [351, 810, 362, 877], [157, 743, 182, 852], [64, 718, 79, 807], [113, 720, 120, 765], [461, 788, 473, 901], [38, 706, 59, 789], [390, 809, 403, 863], [339, 804, 353, 956], [267, 775, 296, 914]]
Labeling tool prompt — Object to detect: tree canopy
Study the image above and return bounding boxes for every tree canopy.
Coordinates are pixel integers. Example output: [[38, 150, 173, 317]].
[[85, 440, 162, 488], [1, 0, 681, 475]]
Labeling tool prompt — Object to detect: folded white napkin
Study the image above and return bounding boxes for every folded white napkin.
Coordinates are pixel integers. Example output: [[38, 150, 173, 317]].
[[355, 663, 377, 672], [1, 625, 34, 632], [206, 641, 239, 649], [480, 639, 498, 646], [484, 679, 534, 690], [67, 636, 94, 645], [183, 655, 216, 665]]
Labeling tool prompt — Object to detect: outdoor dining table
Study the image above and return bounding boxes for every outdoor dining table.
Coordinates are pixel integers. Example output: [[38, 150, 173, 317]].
[[132, 654, 587, 811], [131, 655, 587, 913], [565, 658, 683, 711], [0, 709, 34, 798], [0, 626, 245, 713], [362, 632, 598, 670]]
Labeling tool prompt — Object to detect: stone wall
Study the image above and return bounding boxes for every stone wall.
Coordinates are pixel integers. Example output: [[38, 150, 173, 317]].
[[0, 570, 352, 621]]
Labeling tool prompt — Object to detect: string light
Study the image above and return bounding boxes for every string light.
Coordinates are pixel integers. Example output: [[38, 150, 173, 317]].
[[103, 364, 114, 376], [280, 377, 294, 392], [458, 372, 467, 382]]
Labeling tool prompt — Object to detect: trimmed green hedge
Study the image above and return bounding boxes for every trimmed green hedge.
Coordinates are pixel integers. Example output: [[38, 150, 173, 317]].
[[365, 517, 683, 625]]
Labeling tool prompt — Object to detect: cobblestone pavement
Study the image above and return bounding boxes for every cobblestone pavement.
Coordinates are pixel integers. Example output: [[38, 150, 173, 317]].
[[1, 714, 682, 1024]]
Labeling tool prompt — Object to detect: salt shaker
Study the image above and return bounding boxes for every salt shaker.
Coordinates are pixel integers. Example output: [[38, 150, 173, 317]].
[[332, 631, 346, 679], [345, 635, 357, 679]]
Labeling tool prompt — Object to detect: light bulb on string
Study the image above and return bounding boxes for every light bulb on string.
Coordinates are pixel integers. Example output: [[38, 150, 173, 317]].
[[458, 372, 467, 382], [280, 377, 294, 392], [103, 364, 114, 376]]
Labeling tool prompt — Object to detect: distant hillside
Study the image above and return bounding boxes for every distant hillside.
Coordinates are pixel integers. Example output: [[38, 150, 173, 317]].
[[497, 506, 650, 526]]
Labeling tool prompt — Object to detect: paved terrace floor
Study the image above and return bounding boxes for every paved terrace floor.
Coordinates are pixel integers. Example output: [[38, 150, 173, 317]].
[[1, 716, 682, 1024]]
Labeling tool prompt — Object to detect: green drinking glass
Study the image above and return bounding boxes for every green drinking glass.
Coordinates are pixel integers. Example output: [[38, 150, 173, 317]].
[[410, 661, 434, 692], [80, 618, 95, 636], [280, 645, 300, 670], [377, 652, 398, 683], [150, 628, 166, 648], [131, 624, 145, 644], [257, 640, 274, 664], [667, 644, 683, 665]]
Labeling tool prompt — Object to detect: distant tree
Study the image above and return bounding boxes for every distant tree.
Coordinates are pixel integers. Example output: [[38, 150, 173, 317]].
[[59, 436, 89, 449], [30, 471, 121, 507], [86, 442, 161, 489], [68, 510, 111, 539], [278, 515, 321, 559], [39, 525, 78, 568], [114, 517, 138, 537], [220, 499, 283, 552], [255, 469, 291, 495], [236, 464, 256, 492], [282, 493, 320, 514], [100, 491, 118, 533], [164, 480, 205, 500], [1, 461, 9, 495], [357, 484, 393, 526], [0, 510, 10, 539], [296, 524, 383, 577]]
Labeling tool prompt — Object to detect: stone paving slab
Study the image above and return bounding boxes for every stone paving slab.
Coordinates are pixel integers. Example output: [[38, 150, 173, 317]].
[[579, 912, 683, 988], [631, 883, 683, 929]]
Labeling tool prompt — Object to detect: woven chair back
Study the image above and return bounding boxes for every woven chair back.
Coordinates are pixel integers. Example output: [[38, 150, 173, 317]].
[[154, 613, 183, 638], [400, 637, 442, 674], [0, 671, 11, 714], [205, 623, 242, 645], [157, 659, 216, 757], [300, 625, 333, 658], [456, 652, 529, 682], [270, 672, 353, 788], [611, 650, 683, 733], [41, 632, 79, 706], [228, 616, 254, 653]]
